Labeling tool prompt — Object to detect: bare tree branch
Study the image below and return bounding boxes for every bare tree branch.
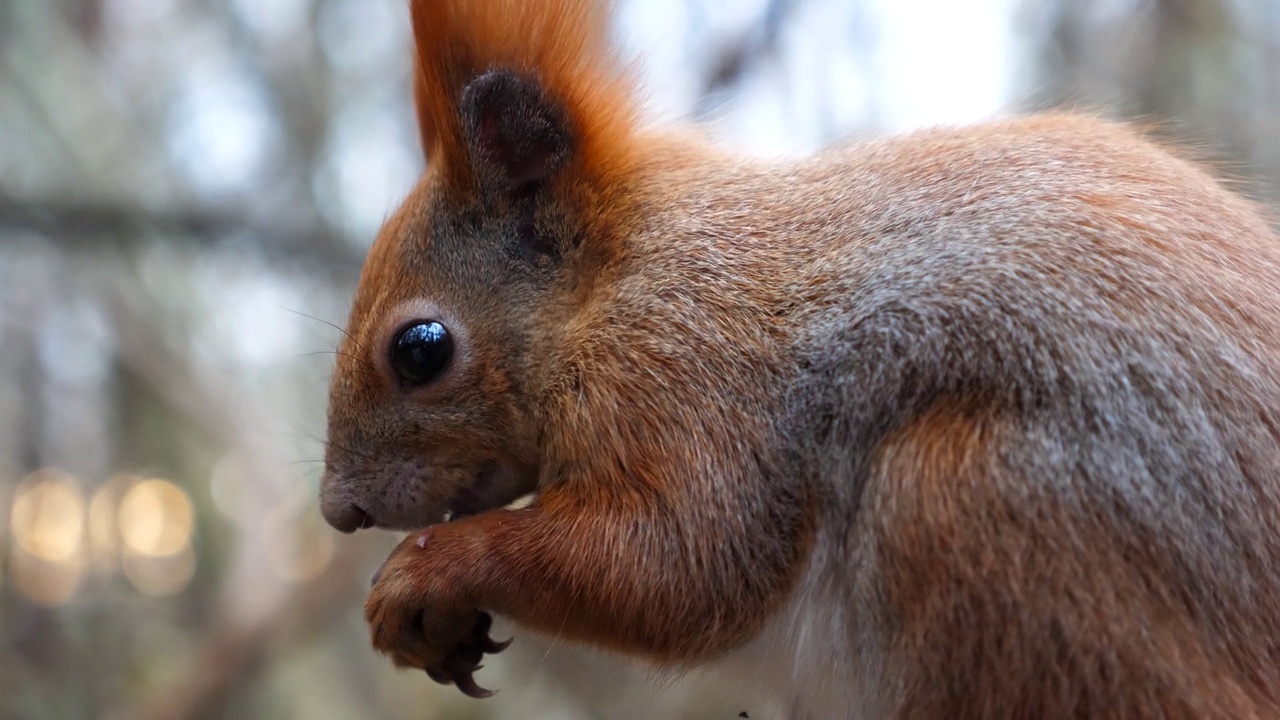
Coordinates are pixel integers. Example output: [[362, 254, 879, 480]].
[[0, 194, 363, 278]]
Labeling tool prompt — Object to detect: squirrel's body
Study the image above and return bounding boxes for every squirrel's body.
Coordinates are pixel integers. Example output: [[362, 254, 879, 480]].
[[320, 2, 1280, 717], [549, 116, 1280, 716]]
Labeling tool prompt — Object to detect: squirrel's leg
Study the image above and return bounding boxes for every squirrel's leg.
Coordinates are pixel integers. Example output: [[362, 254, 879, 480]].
[[366, 476, 814, 688], [866, 402, 1267, 719]]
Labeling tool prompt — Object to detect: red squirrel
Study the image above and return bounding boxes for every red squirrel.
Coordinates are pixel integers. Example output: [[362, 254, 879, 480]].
[[318, 0, 1280, 716]]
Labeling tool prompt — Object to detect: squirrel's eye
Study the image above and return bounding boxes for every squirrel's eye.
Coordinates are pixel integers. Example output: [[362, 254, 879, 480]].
[[390, 321, 453, 387]]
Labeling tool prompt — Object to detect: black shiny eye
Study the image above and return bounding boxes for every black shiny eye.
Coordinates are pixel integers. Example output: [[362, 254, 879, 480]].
[[390, 321, 453, 387]]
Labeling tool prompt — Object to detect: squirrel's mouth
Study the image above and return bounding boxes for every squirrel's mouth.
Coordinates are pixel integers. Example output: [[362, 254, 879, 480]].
[[322, 460, 536, 534], [365, 464, 535, 586], [438, 461, 536, 523]]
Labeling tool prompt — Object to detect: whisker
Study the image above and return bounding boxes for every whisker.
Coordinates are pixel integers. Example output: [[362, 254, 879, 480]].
[[322, 439, 380, 463], [297, 349, 381, 377], [297, 429, 380, 463], [274, 303, 369, 356]]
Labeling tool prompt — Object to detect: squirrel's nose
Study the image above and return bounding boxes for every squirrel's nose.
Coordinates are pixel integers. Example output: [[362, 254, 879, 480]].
[[323, 501, 375, 533], [320, 487, 376, 533], [319, 466, 378, 533]]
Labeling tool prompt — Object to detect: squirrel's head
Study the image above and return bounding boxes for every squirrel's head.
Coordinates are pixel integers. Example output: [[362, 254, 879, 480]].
[[319, 0, 638, 532]]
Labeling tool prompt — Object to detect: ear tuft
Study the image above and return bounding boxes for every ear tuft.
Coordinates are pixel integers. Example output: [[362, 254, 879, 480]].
[[410, 0, 637, 192], [462, 70, 572, 191]]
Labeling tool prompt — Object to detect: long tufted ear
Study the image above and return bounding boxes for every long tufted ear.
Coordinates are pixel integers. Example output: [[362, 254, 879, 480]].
[[409, 0, 638, 193], [460, 69, 572, 192]]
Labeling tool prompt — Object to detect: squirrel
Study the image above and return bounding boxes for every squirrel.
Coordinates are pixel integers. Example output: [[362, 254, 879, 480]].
[[317, 0, 1280, 717]]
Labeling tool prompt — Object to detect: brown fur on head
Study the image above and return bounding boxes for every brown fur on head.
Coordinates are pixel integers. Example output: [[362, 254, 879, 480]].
[[320, 0, 640, 532]]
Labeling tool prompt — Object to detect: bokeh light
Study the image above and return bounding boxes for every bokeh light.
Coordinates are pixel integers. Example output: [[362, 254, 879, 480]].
[[117, 479, 195, 558], [11, 469, 85, 563], [114, 478, 198, 597], [9, 468, 87, 606]]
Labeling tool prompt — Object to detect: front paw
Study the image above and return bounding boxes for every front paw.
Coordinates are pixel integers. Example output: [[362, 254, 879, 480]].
[[365, 532, 511, 698]]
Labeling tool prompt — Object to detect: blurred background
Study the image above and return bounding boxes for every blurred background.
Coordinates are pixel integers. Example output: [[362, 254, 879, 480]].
[[1, 0, 1277, 718]]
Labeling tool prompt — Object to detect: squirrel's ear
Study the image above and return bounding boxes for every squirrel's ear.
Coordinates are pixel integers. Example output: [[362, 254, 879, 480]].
[[410, 0, 637, 194], [460, 70, 572, 192]]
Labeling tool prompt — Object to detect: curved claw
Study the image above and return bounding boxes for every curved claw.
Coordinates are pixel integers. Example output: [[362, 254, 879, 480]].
[[480, 635, 513, 654], [471, 612, 511, 653], [414, 612, 509, 698], [455, 670, 494, 699]]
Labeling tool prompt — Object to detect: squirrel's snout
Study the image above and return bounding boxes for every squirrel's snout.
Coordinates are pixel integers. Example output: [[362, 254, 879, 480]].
[[320, 486, 376, 533]]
